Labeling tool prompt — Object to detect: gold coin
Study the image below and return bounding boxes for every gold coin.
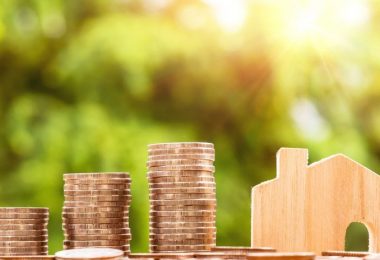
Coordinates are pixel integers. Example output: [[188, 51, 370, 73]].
[[149, 222, 215, 229], [0, 241, 48, 247], [148, 148, 214, 156], [149, 244, 213, 252], [0, 246, 48, 253], [63, 240, 128, 247], [150, 227, 216, 234], [0, 208, 48, 214], [0, 235, 48, 242], [0, 213, 49, 219], [64, 194, 131, 202], [149, 199, 216, 206], [62, 217, 128, 224], [63, 223, 129, 230], [64, 178, 131, 185], [148, 142, 214, 149], [246, 253, 315, 260], [129, 252, 194, 259], [0, 218, 48, 225], [55, 248, 124, 259], [64, 183, 130, 190], [0, 230, 48, 236], [64, 201, 129, 207], [150, 205, 216, 211], [148, 154, 215, 161], [149, 211, 215, 217], [149, 193, 215, 200], [0, 224, 48, 230], [149, 182, 215, 189], [149, 187, 215, 194], [148, 165, 214, 172], [64, 173, 130, 179], [62, 206, 129, 213], [63, 228, 130, 236], [147, 159, 213, 167], [211, 246, 276, 253], [64, 233, 131, 241], [149, 215, 215, 222], [64, 190, 130, 196], [62, 212, 127, 219], [150, 233, 216, 240], [147, 176, 215, 183], [194, 252, 245, 258], [150, 238, 215, 246], [63, 244, 130, 252]]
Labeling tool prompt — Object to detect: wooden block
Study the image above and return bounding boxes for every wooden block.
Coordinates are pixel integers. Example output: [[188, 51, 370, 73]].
[[252, 148, 380, 254]]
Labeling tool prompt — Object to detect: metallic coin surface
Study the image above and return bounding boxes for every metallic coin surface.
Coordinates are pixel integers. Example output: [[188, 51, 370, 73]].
[[149, 199, 216, 206], [0, 224, 48, 230], [64, 183, 130, 190], [150, 222, 215, 229], [147, 159, 213, 167], [64, 173, 130, 179], [64, 179, 131, 185], [0, 213, 49, 219], [148, 165, 214, 172], [64, 233, 131, 241], [149, 211, 215, 217], [0, 241, 48, 247], [148, 142, 214, 149], [246, 253, 315, 260], [0, 235, 48, 242], [147, 176, 215, 183], [62, 217, 128, 224], [0, 208, 48, 214], [210, 246, 276, 253], [0, 230, 48, 236], [63, 228, 130, 236], [149, 193, 215, 200], [150, 233, 216, 240], [148, 148, 215, 156], [149, 244, 213, 251], [63, 223, 129, 230], [64, 190, 129, 196], [64, 201, 130, 207], [63, 206, 129, 213], [148, 154, 215, 161], [150, 205, 216, 211], [0, 218, 48, 225], [150, 227, 216, 234], [150, 238, 215, 246], [62, 212, 127, 219], [55, 248, 124, 259], [149, 182, 215, 189], [63, 240, 128, 247], [64, 195, 131, 202], [149, 188, 216, 194]]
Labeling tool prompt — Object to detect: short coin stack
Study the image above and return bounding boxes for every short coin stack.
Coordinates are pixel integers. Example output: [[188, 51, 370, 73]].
[[62, 173, 131, 255], [0, 207, 49, 256], [147, 142, 216, 252]]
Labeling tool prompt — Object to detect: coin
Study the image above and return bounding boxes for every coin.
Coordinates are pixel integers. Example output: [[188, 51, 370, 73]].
[[150, 205, 216, 211], [62, 211, 127, 219], [64, 195, 131, 202], [64, 173, 130, 179], [149, 182, 215, 189], [63, 228, 130, 236], [62, 217, 128, 224], [63, 244, 130, 251], [63, 223, 129, 230], [0, 235, 48, 242], [149, 193, 215, 200], [148, 165, 214, 172], [63, 240, 128, 247], [0, 241, 48, 247], [147, 159, 214, 167], [150, 227, 216, 234], [149, 187, 216, 194], [246, 253, 315, 260], [0, 246, 48, 254], [0, 256, 55, 259], [0, 230, 48, 236], [64, 190, 130, 196], [148, 142, 214, 149], [150, 215, 215, 223], [148, 154, 215, 161], [147, 176, 215, 183], [149, 199, 216, 206], [0, 213, 49, 219], [194, 252, 245, 259], [64, 233, 131, 241], [321, 251, 370, 257], [148, 148, 214, 156], [0, 224, 48, 230], [149, 244, 212, 251], [150, 222, 215, 229], [0, 218, 48, 225], [64, 183, 130, 190], [64, 201, 129, 207], [55, 248, 124, 259], [150, 233, 216, 240], [63, 206, 129, 213], [149, 211, 215, 217], [210, 246, 276, 253], [0, 208, 48, 214], [150, 238, 215, 246], [64, 178, 131, 185]]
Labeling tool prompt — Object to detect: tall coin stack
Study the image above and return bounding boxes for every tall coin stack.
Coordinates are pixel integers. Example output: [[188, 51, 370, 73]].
[[62, 173, 132, 255], [0, 207, 49, 256], [147, 142, 216, 252]]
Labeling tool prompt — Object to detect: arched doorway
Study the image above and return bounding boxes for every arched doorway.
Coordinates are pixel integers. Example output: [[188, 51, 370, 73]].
[[345, 222, 369, 251]]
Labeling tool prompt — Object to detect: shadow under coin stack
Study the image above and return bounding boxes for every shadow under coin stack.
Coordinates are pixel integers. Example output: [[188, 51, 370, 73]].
[[0, 207, 49, 256], [62, 173, 131, 255], [147, 142, 216, 252]]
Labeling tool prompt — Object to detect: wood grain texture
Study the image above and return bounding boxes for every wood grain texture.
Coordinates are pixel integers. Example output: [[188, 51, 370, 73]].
[[251, 148, 380, 254]]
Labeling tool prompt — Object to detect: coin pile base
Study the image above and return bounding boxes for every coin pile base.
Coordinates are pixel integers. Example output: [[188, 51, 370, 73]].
[[62, 173, 132, 255]]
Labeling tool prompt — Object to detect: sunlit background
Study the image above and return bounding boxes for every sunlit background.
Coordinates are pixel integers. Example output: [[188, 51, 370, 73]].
[[0, 0, 378, 253]]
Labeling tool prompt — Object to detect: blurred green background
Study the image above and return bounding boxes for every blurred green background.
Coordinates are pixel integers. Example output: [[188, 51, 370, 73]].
[[0, 0, 377, 253]]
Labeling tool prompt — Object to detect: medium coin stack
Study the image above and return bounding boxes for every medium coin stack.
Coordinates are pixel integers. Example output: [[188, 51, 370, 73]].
[[62, 173, 131, 255], [0, 207, 49, 256], [147, 142, 216, 252]]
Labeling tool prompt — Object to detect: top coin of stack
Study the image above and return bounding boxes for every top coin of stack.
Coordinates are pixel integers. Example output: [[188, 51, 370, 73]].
[[147, 142, 216, 252], [62, 173, 132, 255], [0, 207, 49, 256], [55, 248, 124, 260]]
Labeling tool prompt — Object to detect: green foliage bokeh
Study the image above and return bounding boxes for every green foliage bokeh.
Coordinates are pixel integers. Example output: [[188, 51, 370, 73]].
[[0, 0, 378, 253]]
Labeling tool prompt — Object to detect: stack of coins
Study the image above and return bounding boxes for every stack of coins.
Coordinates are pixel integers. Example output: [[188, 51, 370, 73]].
[[0, 207, 49, 256], [147, 142, 216, 252], [62, 173, 131, 255]]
